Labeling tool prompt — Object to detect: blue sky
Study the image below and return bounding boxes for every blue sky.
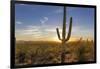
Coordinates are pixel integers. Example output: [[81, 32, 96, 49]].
[[15, 3, 94, 41]]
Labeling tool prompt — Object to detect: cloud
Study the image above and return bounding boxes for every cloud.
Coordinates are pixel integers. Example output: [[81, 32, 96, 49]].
[[40, 17, 48, 24], [44, 17, 48, 21], [16, 25, 41, 35], [55, 9, 63, 14], [15, 24, 94, 41], [27, 25, 40, 29], [45, 28, 61, 33], [16, 21, 22, 24], [15, 24, 59, 41]]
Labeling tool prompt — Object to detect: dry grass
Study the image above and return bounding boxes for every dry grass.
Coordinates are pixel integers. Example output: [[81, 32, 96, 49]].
[[15, 40, 95, 66]]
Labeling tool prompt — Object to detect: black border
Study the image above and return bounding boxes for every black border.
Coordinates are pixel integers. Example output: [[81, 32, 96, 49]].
[[11, 1, 97, 68]]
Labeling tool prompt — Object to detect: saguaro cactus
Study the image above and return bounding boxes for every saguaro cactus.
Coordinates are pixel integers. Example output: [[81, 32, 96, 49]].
[[56, 6, 73, 63]]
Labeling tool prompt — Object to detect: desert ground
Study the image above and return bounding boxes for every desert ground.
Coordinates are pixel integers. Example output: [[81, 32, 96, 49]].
[[15, 39, 95, 66]]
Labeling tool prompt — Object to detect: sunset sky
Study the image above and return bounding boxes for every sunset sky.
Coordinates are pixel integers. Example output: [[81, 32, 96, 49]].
[[15, 3, 95, 42]]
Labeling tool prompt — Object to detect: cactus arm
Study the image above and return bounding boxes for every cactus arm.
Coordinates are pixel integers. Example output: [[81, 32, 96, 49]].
[[65, 17, 72, 41], [62, 6, 66, 40], [56, 28, 62, 40]]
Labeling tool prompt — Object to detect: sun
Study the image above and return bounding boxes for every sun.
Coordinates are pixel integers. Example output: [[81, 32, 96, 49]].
[[51, 36, 78, 42], [68, 37, 78, 42], [52, 37, 61, 42]]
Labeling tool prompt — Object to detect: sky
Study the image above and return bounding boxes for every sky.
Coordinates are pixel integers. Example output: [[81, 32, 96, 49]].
[[15, 3, 95, 42]]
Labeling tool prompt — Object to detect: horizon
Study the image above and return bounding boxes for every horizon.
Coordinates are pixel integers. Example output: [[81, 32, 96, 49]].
[[16, 38, 94, 43]]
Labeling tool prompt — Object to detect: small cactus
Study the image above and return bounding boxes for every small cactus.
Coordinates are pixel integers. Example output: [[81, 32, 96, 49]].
[[56, 6, 73, 63]]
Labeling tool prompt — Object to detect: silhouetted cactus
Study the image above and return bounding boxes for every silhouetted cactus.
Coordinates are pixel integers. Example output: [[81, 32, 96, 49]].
[[56, 6, 73, 63]]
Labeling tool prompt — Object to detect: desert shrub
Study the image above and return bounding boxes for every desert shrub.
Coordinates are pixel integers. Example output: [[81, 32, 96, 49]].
[[15, 40, 94, 65], [77, 45, 86, 62], [16, 50, 26, 64]]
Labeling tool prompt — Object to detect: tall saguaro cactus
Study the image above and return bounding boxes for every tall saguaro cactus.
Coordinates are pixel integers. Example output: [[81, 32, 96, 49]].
[[56, 6, 73, 63]]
